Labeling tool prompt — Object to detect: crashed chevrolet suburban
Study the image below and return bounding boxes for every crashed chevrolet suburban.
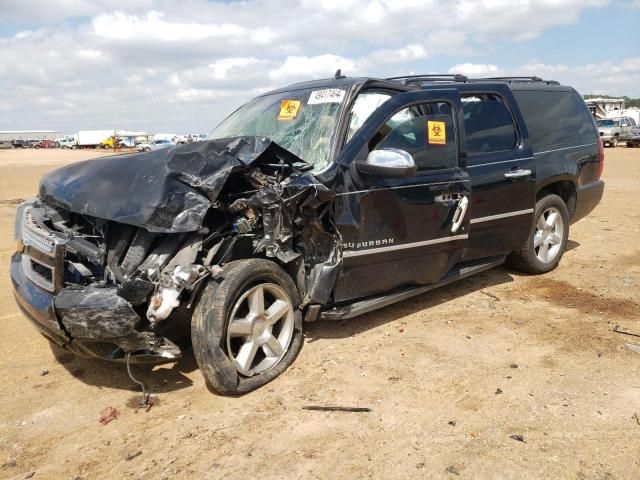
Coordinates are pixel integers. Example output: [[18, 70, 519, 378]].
[[11, 74, 604, 395]]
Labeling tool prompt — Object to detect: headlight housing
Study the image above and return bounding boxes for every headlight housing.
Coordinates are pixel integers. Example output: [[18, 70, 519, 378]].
[[13, 198, 36, 241]]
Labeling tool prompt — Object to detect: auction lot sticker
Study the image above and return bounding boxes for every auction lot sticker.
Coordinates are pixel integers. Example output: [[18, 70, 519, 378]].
[[278, 100, 301, 120], [308, 89, 346, 104], [428, 120, 446, 145]]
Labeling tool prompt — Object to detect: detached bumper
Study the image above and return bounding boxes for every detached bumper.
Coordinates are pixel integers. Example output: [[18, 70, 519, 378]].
[[572, 180, 604, 224], [10, 252, 180, 363]]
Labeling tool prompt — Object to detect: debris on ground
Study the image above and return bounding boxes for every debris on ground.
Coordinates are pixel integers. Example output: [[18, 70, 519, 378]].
[[509, 434, 526, 443], [126, 395, 159, 412], [39, 369, 49, 376], [302, 406, 371, 413], [2, 460, 17, 468], [495, 388, 503, 394], [24, 472, 35, 479], [613, 324, 640, 338], [633, 413, 640, 425], [510, 364, 519, 369], [481, 290, 500, 301], [99, 406, 119, 425], [445, 465, 460, 476], [626, 343, 640, 354], [124, 451, 142, 461], [448, 420, 456, 426]]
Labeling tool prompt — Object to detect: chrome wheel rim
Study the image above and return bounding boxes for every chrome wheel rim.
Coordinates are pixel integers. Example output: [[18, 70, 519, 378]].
[[226, 283, 294, 377], [534, 207, 564, 264]]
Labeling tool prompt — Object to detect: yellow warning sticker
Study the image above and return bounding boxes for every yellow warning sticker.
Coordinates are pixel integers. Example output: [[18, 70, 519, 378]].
[[278, 100, 301, 120], [427, 120, 446, 145]]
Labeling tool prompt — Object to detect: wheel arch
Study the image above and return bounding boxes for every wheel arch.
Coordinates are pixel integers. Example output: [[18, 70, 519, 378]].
[[536, 178, 577, 218]]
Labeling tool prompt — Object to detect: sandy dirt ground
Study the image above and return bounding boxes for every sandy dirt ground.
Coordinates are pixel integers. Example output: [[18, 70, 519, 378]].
[[0, 147, 639, 480]]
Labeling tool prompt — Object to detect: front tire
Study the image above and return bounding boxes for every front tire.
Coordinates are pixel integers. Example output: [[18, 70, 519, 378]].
[[508, 194, 569, 274], [611, 136, 618, 147], [192, 259, 303, 395]]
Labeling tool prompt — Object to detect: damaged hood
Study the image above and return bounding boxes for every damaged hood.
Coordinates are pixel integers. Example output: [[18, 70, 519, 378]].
[[39, 136, 308, 233]]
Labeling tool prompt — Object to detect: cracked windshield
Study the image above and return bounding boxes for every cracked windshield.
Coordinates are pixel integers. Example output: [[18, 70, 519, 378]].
[[208, 87, 346, 171]]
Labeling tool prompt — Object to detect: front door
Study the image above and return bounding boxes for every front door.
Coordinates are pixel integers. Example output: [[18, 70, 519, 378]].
[[332, 89, 471, 303]]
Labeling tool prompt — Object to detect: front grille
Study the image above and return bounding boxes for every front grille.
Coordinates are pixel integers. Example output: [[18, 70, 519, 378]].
[[19, 206, 64, 292]]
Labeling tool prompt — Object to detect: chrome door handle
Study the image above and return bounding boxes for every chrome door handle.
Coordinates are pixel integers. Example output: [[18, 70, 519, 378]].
[[451, 196, 469, 233], [504, 169, 532, 179]]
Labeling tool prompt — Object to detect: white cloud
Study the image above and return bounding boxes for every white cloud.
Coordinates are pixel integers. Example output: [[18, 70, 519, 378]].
[[448, 63, 502, 77], [269, 55, 359, 81], [1, 0, 637, 134], [449, 58, 640, 96]]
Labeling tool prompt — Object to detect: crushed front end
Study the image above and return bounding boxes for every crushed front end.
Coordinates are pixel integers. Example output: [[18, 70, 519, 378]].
[[11, 136, 340, 364], [11, 199, 182, 362]]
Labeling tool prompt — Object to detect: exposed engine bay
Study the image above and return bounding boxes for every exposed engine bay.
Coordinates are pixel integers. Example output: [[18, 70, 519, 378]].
[[21, 136, 341, 362]]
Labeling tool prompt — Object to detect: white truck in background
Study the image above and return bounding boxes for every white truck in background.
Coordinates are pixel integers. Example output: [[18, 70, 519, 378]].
[[605, 107, 640, 125], [59, 130, 114, 149]]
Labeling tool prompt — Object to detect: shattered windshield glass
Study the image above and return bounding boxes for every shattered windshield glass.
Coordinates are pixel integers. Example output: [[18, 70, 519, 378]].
[[207, 87, 347, 172]]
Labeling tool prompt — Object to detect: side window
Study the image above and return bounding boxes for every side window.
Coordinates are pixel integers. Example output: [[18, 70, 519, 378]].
[[346, 92, 392, 142], [462, 94, 517, 154], [371, 102, 458, 171], [512, 90, 598, 147]]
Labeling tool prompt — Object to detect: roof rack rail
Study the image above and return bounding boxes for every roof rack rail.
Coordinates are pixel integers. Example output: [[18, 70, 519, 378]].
[[386, 74, 468, 84], [478, 76, 559, 84]]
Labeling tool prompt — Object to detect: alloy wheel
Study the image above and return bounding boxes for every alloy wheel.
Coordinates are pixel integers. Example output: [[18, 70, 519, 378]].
[[534, 207, 564, 263], [225, 283, 295, 377]]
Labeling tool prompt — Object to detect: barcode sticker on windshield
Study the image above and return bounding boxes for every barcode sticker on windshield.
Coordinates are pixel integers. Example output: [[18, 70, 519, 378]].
[[308, 89, 346, 105]]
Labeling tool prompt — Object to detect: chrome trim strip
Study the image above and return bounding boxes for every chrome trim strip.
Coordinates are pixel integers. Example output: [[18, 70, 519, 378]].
[[335, 181, 468, 196], [468, 156, 534, 168], [470, 208, 534, 224], [343, 234, 468, 258], [534, 143, 598, 155]]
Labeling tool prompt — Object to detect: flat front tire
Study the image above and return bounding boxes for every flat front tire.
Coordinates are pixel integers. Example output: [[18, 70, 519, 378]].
[[192, 259, 303, 395], [507, 194, 569, 274]]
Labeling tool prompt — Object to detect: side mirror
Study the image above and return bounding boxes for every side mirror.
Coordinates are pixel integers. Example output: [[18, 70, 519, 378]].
[[355, 148, 416, 178]]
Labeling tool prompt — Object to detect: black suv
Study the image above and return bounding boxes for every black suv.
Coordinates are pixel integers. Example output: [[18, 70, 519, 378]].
[[11, 74, 604, 394]]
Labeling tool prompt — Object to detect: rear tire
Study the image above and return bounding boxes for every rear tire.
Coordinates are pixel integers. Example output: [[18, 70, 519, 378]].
[[192, 259, 303, 395], [611, 136, 618, 147], [507, 194, 569, 274]]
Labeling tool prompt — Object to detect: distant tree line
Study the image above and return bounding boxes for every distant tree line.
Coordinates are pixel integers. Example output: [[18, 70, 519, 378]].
[[584, 94, 640, 108]]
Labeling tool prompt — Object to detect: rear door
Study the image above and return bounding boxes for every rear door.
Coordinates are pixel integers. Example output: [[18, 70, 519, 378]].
[[458, 87, 536, 260], [332, 89, 471, 302]]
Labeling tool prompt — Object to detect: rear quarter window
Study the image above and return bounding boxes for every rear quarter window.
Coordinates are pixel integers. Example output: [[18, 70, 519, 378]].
[[512, 90, 597, 148]]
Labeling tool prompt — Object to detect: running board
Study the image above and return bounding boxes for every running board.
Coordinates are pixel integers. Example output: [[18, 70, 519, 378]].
[[320, 255, 506, 321]]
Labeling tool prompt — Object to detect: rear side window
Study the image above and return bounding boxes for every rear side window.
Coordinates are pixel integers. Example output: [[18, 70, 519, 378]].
[[370, 101, 458, 171], [512, 90, 597, 148], [462, 94, 517, 154]]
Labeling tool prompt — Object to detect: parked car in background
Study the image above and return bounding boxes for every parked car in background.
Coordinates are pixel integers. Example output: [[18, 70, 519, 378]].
[[11, 140, 28, 148], [627, 124, 640, 147], [135, 139, 175, 152], [26, 140, 39, 148], [34, 139, 58, 149], [0, 141, 13, 149], [596, 117, 636, 147]]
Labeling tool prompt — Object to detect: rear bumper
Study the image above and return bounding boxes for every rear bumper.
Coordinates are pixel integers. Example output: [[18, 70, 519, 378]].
[[10, 252, 179, 363], [571, 180, 604, 224]]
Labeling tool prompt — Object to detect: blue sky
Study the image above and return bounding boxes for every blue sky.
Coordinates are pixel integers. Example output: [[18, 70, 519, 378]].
[[0, 0, 638, 133]]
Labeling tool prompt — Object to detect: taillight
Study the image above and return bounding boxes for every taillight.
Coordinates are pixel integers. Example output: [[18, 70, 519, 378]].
[[597, 138, 604, 179]]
